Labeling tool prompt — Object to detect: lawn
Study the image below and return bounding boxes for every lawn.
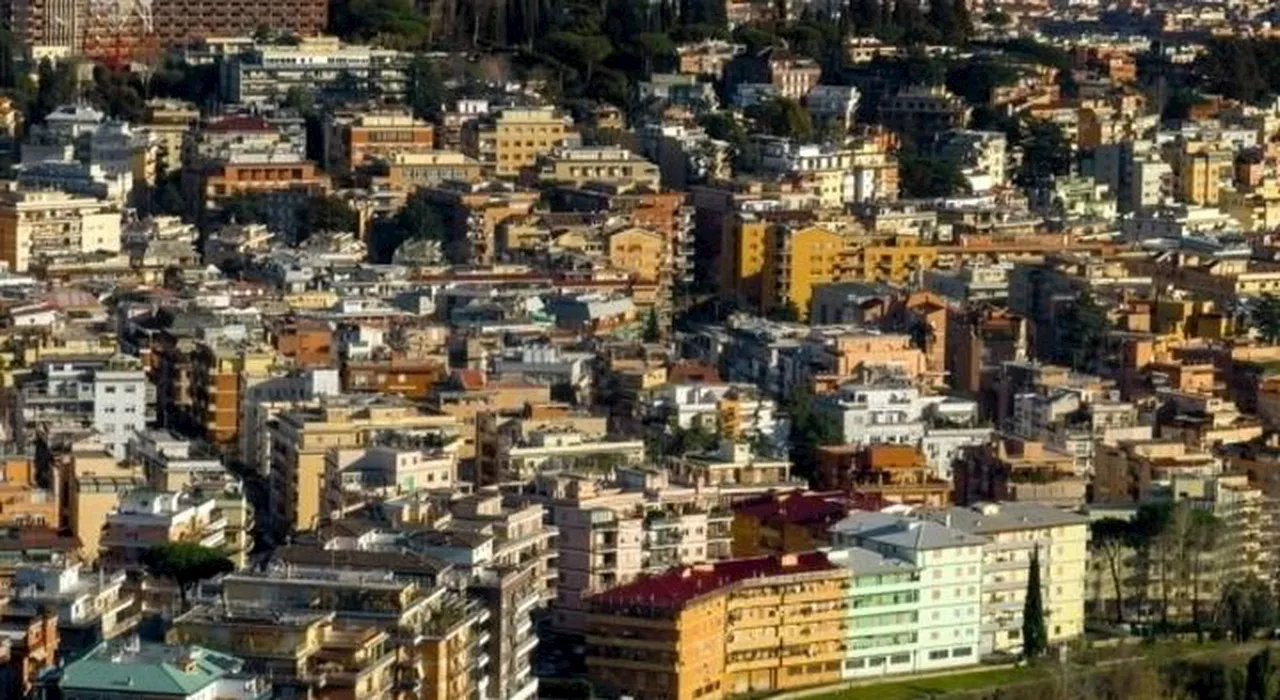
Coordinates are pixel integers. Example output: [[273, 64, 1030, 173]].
[[803, 665, 1047, 700]]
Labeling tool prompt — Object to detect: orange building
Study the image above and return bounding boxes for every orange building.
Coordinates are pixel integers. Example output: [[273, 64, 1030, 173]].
[[273, 320, 335, 369], [0, 456, 57, 528], [344, 358, 448, 399], [323, 109, 436, 174], [817, 444, 952, 507], [730, 491, 856, 558], [586, 553, 847, 700], [190, 160, 330, 229], [190, 342, 275, 445]]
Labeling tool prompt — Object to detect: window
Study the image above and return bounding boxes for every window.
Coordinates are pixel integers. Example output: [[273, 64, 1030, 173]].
[[928, 650, 950, 660], [952, 647, 973, 657], [890, 653, 911, 665]]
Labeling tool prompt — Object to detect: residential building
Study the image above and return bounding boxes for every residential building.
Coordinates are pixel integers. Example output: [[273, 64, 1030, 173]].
[[461, 107, 579, 177], [7, 562, 137, 656], [879, 86, 971, 142], [383, 151, 485, 190], [225, 38, 410, 106], [267, 399, 457, 538], [585, 552, 848, 700], [35, 639, 269, 700], [150, 0, 325, 47], [100, 489, 244, 568], [923, 503, 1090, 655], [0, 189, 122, 273], [322, 108, 435, 174], [530, 147, 661, 190], [829, 514, 985, 676]]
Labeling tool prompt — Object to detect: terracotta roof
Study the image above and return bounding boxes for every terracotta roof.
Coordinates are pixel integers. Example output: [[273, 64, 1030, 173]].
[[453, 368, 486, 391], [206, 115, 274, 132], [590, 552, 837, 611]]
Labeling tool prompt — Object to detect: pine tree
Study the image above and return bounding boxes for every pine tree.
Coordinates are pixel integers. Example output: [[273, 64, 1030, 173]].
[[1022, 545, 1049, 660], [643, 307, 662, 342]]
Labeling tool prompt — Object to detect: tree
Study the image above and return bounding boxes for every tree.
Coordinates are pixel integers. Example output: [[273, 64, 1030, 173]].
[[220, 192, 270, 225], [783, 386, 842, 483], [406, 56, 445, 121], [1053, 294, 1109, 373], [1249, 294, 1280, 344], [1091, 518, 1134, 624], [643, 307, 662, 342], [899, 147, 966, 198], [283, 85, 316, 116], [142, 542, 234, 610], [748, 97, 814, 141], [1217, 576, 1276, 643], [633, 32, 676, 75], [1186, 510, 1221, 641], [1015, 119, 1073, 188], [296, 194, 359, 242], [1245, 648, 1280, 700], [370, 189, 448, 263], [1022, 545, 1048, 660], [329, 0, 428, 48]]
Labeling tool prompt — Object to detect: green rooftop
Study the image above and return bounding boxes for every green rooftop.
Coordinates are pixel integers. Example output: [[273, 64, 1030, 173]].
[[57, 640, 248, 697]]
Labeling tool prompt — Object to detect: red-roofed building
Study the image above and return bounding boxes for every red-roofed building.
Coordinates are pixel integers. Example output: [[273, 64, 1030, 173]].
[[730, 490, 863, 557], [585, 551, 847, 700]]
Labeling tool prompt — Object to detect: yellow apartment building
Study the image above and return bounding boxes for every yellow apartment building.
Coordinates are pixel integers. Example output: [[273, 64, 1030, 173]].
[[191, 341, 275, 447], [1174, 140, 1232, 206], [585, 552, 848, 700], [762, 225, 851, 318], [607, 227, 667, 284], [462, 107, 577, 176], [719, 215, 769, 308]]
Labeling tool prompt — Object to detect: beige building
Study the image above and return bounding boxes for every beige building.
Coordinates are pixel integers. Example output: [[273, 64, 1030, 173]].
[[268, 399, 458, 538], [100, 489, 251, 569], [529, 147, 660, 190], [0, 189, 122, 272], [59, 443, 146, 564], [926, 502, 1090, 655], [383, 151, 484, 190], [462, 107, 578, 177]]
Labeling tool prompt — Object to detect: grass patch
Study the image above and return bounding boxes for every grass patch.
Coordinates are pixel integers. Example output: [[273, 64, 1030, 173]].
[[805, 665, 1047, 700]]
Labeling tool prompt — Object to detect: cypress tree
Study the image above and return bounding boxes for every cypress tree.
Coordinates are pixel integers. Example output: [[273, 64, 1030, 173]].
[[1022, 545, 1049, 660]]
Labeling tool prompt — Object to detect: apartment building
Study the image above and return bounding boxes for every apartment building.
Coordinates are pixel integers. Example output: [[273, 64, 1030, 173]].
[[383, 151, 485, 190], [222, 566, 489, 700], [61, 446, 146, 564], [7, 562, 137, 657], [267, 399, 458, 538], [189, 340, 275, 447], [36, 639, 268, 700], [537, 473, 734, 634], [923, 503, 1090, 655], [226, 38, 410, 106], [461, 107, 579, 177], [830, 513, 985, 676], [0, 455, 56, 528], [322, 109, 436, 173], [11, 354, 149, 459], [150, 0, 326, 47], [586, 552, 848, 700], [761, 224, 852, 318], [530, 147, 661, 190], [879, 86, 971, 142], [100, 489, 243, 568], [1173, 138, 1233, 206], [0, 189, 121, 273], [817, 444, 952, 507], [168, 606, 391, 700]]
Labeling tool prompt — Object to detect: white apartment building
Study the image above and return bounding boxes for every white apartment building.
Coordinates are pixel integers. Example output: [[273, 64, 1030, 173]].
[[8, 562, 137, 655], [816, 381, 987, 478], [227, 37, 411, 105], [935, 130, 1007, 193], [923, 503, 1091, 655], [830, 512, 985, 675], [645, 381, 782, 443], [100, 490, 231, 566], [0, 188, 122, 272], [12, 355, 148, 458]]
